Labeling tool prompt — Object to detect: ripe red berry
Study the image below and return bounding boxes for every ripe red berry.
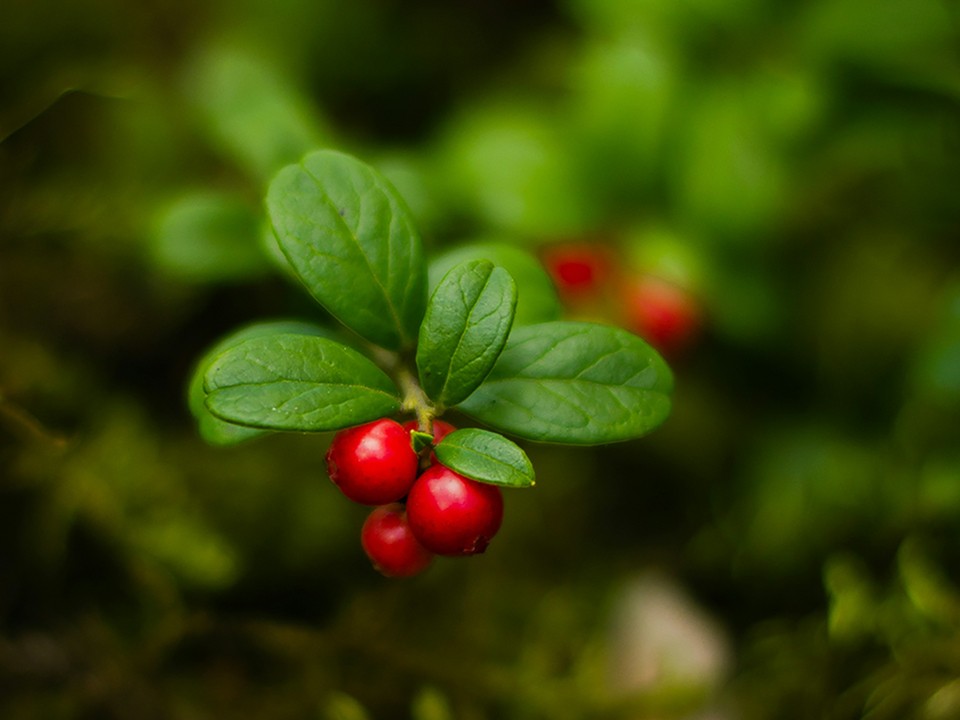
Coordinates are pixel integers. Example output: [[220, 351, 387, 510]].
[[326, 418, 419, 505], [406, 464, 504, 556], [403, 419, 456, 461], [541, 242, 610, 299], [361, 504, 433, 578], [621, 275, 701, 356]]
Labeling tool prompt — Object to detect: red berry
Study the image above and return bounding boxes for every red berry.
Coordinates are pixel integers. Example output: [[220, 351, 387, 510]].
[[326, 419, 419, 505], [622, 275, 701, 356], [541, 242, 610, 299], [361, 504, 433, 578], [406, 464, 504, 556]]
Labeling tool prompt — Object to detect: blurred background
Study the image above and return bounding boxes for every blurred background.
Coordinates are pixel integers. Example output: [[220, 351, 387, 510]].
[[2, 0, 960, 717]]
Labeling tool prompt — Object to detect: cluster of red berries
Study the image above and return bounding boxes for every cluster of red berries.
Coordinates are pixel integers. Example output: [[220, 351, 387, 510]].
[[540, 242, 702, 357], [325, 418, 504, 577]]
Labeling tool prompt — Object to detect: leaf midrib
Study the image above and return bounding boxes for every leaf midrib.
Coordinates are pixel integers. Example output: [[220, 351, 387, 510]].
[[301, 162, 410, 347], [209, 380, 398, 398], [438, 265, 506, 403], [475, 374, 667, 392], [445, 443, 526, 472]]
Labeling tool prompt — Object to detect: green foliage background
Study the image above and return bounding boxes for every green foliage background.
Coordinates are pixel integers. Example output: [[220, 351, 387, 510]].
[[2, 0, 960, 717]]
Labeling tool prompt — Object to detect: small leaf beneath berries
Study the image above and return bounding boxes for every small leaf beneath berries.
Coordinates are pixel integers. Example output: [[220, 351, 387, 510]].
[[189, 320, 336, 445], [435, 429, 535, 488], [428, 242, 562, 325], [457, 321, 673, 445], [417, 260, 517, 407], [267, 150, 427, 350], [204, 333, 400, 431], [410, 430, 434, 454]]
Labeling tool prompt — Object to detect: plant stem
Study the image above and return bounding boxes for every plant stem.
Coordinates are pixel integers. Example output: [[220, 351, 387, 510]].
[[367, 346, 438, 434], [396, 366, 436, 435], [0, 391, 69, 450]]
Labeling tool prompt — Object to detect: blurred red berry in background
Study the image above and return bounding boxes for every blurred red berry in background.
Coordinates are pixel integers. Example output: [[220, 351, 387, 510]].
[[621, 275, 702, 356], [540, 242, 610, 299]]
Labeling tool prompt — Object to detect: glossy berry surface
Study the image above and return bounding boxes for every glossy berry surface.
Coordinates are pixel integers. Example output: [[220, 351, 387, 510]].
[[361, 504, 432, 578], [622, 275, 701, 356], [326, 418, 419, 505], [406, 464, 504, 556]]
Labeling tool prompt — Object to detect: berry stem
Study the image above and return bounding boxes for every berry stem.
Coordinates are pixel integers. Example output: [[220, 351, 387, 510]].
[[368, 346, 438, 435], [397, 366, 435, 435]]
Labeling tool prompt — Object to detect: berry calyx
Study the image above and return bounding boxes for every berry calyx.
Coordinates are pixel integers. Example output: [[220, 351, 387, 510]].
[[361, 504, 433, 578], [404, 418, 456, 444], [406, 463, 504, 556], [403, 419, 456, 462], [326, 418, 419, 505]]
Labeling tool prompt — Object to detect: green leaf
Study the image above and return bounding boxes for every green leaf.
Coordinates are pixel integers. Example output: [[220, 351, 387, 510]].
[[186, 44, 328, 181], [435, 429, 535, 488], [457, 322, 673, 445], [188, 321, 335, 445], [440, 103, 594, 237], [132, 513, 239, 590], [151, 190, 270, 283], [570, 35, 679, 198], [267, 150, 427, 350], [204, 333, 400, 431], [428, 241, 562, 325], [911, 283, 960, 402], [417, 260, 517, 408], [411, 430, 435, 454], [324, 692, 372, 720], [672, 83, 786, 243], [411, 686, 455, 720]]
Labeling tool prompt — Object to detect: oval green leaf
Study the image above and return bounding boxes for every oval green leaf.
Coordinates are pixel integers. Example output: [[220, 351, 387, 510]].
[[152, 191, 270, 283], [186, 44, 327, 181], [204, 333, 400, 431], [428, 241, 562, 325], [266, 150, 427, 350], [457, 321, 674, 445], [417, 259, 517, 408], [435, 429, 535, 488], [188, 320, 335, 445]]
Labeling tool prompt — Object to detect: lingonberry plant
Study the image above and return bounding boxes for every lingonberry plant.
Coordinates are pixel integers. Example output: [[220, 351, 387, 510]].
[[189, 150, 674, 577]]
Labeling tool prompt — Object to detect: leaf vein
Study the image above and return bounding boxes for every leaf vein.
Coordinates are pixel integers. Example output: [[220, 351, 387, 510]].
[[300, 161, 406, 346]]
